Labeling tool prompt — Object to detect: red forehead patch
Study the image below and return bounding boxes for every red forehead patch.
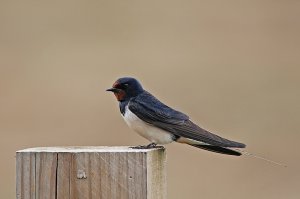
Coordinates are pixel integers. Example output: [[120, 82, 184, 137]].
[[113, 81, 120, 88]]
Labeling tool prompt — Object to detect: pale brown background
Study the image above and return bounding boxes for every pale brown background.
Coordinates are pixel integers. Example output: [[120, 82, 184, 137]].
[[0, 1, 299, 198]]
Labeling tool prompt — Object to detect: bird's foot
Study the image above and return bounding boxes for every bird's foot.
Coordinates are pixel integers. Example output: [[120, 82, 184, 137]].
[[130, 143, 162, 149], [146, 143, 157, 148]]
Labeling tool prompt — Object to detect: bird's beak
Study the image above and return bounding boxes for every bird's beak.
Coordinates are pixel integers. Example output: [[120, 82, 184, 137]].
[[106, 88, 119, 93]]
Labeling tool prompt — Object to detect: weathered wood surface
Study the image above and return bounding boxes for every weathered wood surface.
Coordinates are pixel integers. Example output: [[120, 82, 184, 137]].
[[16, 146, 166, 199]]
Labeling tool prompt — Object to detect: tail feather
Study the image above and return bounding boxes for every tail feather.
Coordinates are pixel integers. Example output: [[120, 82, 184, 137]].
[[189, 144, 242, 156], [190, 144, 287, 166], [186, 141, 286, 166], [235, 149, 287, 167]]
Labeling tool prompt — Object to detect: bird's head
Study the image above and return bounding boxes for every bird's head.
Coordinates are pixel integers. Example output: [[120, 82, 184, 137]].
[[106, 77, 144, 101]]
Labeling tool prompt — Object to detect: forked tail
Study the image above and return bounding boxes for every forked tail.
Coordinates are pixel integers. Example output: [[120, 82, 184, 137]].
[[235, 149, 287, 167], [188, 143, 287, 167], [189, 144, 242, 156]]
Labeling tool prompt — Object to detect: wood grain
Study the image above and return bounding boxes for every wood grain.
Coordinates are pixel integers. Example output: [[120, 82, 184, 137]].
[[16, 147, 166, 199]]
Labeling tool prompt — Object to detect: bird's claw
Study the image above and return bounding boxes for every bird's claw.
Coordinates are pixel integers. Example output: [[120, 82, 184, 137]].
[[130, 143, 162, 149]]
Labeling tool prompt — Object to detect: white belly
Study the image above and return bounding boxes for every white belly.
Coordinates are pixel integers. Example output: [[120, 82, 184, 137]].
[[122, 106, 174, 144]]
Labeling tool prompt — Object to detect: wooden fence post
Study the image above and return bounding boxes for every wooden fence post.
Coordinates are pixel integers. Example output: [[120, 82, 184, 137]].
[[16, 146, 166, 199]]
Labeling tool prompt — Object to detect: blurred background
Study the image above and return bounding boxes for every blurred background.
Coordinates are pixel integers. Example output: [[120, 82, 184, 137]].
[[0, 0, 299, 198]]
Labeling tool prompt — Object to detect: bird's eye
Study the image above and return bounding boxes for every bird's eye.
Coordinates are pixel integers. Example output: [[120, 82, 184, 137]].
[[123, 83, 129, 87]]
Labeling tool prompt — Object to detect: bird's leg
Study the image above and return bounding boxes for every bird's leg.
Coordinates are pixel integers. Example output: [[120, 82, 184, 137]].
[[130, 142, 159, 149], [146, 142, 157, 148]]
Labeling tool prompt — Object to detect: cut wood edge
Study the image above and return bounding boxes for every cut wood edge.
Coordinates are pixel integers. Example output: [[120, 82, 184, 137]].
[[16, 146, 165, 153]]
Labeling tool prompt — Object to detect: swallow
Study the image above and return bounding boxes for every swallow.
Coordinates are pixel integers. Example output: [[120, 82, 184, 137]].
[[106, 77, 246, 156]]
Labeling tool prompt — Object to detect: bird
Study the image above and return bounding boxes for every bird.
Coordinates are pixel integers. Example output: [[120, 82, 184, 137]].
[[106, 77, 246, 156]]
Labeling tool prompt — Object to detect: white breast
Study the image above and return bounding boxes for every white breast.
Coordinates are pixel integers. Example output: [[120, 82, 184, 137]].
[[122, 105, 174, 144]]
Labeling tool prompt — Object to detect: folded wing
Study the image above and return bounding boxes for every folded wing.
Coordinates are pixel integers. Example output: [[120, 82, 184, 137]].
[[129, 91, 246, 148]]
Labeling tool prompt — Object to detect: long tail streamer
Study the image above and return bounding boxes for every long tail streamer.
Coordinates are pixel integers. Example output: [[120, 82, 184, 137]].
[[235, 149, 287, 167]]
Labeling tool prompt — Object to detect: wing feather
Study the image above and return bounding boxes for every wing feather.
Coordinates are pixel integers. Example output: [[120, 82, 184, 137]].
[[129, 91, 245, 148]]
